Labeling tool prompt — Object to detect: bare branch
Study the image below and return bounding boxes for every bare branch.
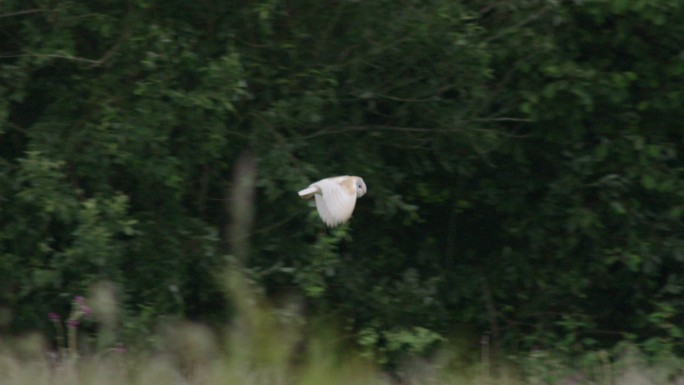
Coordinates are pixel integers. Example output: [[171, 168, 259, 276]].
[[92, 28, 129, 66], [469, 117, 532, 123], [0, 53, 102, 64], [0, 9, 47, 19], [0, 26, 129, 67], [301, 122, 530, 140], [484, 5, 554, 43]]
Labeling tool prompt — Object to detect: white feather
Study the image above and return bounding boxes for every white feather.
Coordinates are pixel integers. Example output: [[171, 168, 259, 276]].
[[314, 179, 357, 227], [298, 185, 320, 199], [298, 176, 367, 227]]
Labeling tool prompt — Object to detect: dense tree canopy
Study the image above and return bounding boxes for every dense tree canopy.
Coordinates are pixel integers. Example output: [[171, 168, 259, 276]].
[[2, 0, 684, 364]]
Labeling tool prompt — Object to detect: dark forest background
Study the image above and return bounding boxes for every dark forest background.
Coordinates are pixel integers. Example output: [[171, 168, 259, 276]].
[[2, 0, 684, 365]]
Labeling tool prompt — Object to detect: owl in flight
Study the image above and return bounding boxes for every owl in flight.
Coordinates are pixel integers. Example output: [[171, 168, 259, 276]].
[[298, 176, 367, 227]]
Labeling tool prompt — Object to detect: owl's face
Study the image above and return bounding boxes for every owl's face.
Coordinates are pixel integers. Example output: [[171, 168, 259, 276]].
[[355, 177, 367, 198]]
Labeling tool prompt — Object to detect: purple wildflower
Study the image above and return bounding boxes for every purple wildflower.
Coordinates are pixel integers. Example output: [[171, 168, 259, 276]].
[[67, 319, 79, 329], [113, 343, 127, 353], [73, 295, 92, 317], [48, 312, 60, 321]]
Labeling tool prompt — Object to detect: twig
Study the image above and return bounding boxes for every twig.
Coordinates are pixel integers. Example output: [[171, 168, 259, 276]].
[[231, 214, 299, 242], [301, 124, 529, 139], [0, 26, 130, 66], [0, 53, 102, 64], [0, 8, 46, 19], [484, 5, 553, 44]]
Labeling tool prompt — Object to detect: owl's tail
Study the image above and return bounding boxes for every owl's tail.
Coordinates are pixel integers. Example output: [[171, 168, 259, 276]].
[[298, 185, 320, 199]]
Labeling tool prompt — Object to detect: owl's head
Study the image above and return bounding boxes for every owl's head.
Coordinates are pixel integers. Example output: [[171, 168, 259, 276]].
[[353, 177, 367, 198]]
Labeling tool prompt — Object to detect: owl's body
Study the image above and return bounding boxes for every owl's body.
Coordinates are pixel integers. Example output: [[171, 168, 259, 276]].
[[298, 176, 367, 227]]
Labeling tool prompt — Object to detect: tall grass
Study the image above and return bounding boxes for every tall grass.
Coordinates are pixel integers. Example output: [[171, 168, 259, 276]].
[[1, 338, 682, 385], [2, 288, 683, 385]]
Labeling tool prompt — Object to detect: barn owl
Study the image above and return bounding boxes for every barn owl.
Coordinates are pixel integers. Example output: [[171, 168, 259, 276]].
[[298, 176, 367, 227]]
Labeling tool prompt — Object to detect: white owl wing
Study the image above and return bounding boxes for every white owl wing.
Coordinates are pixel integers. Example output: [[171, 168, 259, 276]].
[[313, 178, 357, 227], [298, 185, 321, 199]]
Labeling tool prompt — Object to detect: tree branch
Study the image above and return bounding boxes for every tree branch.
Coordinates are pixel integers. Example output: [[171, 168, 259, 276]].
[[0, 53, 103, 64], [0, 25, 130, 67], [301, 123, 530, 139], [0, 9, 47, 19]]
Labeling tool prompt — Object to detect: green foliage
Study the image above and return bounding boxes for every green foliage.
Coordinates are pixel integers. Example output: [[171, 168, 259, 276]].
[[1, 0, 684, 366]]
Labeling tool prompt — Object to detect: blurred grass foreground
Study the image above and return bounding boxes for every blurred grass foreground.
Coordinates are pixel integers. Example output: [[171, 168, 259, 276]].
[[1, 273, 683, 385]]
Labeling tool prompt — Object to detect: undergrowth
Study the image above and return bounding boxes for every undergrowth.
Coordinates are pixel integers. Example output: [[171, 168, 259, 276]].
[[1, 275, 683, 385]]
